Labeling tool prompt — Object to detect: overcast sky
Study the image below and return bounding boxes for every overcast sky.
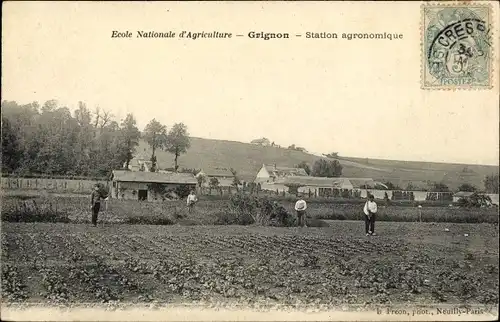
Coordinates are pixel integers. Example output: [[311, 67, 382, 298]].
[[2, 2, 499, 165]]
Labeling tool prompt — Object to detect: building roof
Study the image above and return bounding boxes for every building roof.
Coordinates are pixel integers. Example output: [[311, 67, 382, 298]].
[[198, 168, 234, 177], [278, 176, 345, 188], [278, 176, 374, 188], [201, 178, 235, 188], [111, 170, 197, 184], [263, 165, 308, 177], [454, 191, 475, 197], [348, 178, 377, 189]]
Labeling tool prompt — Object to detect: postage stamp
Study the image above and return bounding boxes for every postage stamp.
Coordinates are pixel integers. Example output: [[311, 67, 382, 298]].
[[421, 3, 493, 90]]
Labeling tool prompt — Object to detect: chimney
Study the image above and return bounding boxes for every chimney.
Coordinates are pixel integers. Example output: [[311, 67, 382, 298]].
[[274, 164, 277, 170]]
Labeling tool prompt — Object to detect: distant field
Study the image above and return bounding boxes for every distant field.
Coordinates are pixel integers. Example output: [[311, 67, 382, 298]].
[[2, 222, 498, 307], [2, 195, 498, 225], [136, 137, 498, 190]]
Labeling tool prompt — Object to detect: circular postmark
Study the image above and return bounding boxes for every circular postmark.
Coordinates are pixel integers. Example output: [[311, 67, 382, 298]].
[[426, 8, 491, 85]]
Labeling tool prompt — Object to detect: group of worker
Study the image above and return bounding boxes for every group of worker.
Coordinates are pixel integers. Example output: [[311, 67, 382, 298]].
[[90, 185, 378, 235], [293, 194, 378, 235]]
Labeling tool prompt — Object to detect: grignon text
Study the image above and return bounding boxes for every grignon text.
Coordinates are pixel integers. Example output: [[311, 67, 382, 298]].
[[248, 31, 290, 40]]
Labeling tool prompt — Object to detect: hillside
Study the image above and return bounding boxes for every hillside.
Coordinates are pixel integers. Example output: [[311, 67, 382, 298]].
[[136, 137, 498, 190]]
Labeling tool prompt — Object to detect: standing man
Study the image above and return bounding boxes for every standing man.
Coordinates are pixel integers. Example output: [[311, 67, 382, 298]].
[[90, 184, 102, 227], [187, 190, 198, 213], [294, 198, 307, 227], [363, 194, 378, 236]]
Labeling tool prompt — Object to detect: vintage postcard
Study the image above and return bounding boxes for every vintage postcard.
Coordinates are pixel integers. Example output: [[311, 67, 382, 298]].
[[1, 1, 499, 321]]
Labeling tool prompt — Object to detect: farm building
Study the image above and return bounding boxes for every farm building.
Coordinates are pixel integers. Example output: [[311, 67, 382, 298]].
[[255, 164, 309, 184], [250, 138, 271, 146], [110, 170, 197, 201], [123, 154, 153, 172], [277, 176, 375, 196], [196, 168, 235, 187]]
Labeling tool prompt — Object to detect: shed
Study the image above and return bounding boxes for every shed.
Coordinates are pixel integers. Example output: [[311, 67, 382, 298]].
[[110, 170, 197, 201]]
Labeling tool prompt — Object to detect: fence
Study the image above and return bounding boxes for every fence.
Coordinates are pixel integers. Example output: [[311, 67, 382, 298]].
[[1, 177, 108, 194]]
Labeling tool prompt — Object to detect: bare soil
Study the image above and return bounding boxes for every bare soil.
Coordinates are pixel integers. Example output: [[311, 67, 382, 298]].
[[1, 221, 498, 308]]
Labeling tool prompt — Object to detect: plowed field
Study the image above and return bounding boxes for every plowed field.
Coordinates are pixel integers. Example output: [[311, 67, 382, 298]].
[[1, 221, 498, 308]]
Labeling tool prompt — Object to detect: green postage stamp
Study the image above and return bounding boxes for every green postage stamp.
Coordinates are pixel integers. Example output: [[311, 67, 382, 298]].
[[422, 2, 493, 90]]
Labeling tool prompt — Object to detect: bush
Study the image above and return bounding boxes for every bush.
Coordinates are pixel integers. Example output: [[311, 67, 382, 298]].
[[227, 194, 295, 226], [457, 193, 493, 208], [174, 185, 191, 199], [214, 211, 254, 225]]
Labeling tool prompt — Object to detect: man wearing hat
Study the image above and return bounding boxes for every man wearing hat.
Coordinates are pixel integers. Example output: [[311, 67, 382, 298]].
[[90, 184, 102, 227], [294, 199, 307, 227], [363, 194, 378, 236], [186, 190, 198, 213]]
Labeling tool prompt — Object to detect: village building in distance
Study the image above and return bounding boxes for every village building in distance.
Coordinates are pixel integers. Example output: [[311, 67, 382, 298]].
[[278, 176, 376, 197], [254, 163, 381, 197], [255, 164, 309, 184], [117, 155, 387, 200], [123, 153, 153, 172], [196, 167, 235, 188], [250, 138, 271, 146]]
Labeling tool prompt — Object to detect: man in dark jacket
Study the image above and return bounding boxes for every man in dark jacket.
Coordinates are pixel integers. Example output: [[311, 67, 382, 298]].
[[90, 184, 102, 226]]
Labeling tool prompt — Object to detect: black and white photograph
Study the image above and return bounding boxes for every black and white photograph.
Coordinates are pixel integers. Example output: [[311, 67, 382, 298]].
[[1, 1, 499, 321]]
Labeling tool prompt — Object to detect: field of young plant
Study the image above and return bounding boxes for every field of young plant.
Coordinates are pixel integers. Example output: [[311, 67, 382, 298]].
[[1, 221, 499, 308]]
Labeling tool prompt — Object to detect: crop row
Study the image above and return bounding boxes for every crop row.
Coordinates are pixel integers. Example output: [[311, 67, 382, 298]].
[[2, 222, 499, 306]]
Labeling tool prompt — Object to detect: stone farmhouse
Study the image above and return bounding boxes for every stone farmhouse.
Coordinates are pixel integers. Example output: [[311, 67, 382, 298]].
[[110, 170, 197, 201]]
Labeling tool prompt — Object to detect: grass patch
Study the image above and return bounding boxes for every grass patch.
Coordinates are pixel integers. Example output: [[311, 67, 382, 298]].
[[315, 206, 498, 224], [1, 195, 497, 225]]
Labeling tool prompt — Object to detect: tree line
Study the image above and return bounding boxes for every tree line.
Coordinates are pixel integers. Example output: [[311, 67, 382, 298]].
[[1, 100, 190, 177]]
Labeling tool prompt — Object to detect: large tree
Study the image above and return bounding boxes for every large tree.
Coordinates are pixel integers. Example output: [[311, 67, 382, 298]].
[[1, 117, 23, 173], [430, 182, 450, 192], [311, 159, 343, 177], [1, 99, 147, 177], [143, 119, 168, 172], [165, 123, 190, 172], [230, 168, 241, 191], [73, 101, 94, 175], [457, 183, 477, 192], [119, 114, 141, 169], [296, 161, 311, 175]]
